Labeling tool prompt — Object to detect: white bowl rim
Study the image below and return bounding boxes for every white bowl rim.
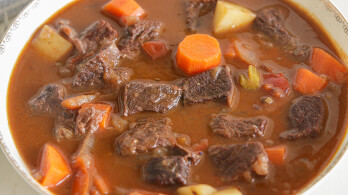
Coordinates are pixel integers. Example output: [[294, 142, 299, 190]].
[[0, 0, 348, 194]]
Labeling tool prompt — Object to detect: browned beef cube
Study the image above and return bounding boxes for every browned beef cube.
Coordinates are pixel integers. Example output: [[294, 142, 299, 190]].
[[75, 106, 105, 136], [210, 114, 269, 138], [279, 96, 326, 141], [115, 118, 176, 155], [72, 43, 120, 90], [54, 109, 76, 141], [182, 65, 235, 106], [186, 0, 217, 33], [254, 6, 310, 61], [80, 20, 119, 54], [103, 67, 133, 89], [208, 142, 269, 182], [120, 80, 182, 116], [119, 20, 164, 60], [28, 84, 65, 116], [142, 156, 190, 185], [62, 20, 119, 69]]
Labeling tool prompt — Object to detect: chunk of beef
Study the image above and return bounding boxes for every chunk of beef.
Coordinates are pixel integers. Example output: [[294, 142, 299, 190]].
[[120, 80, 182, 116], [171, 144, 201, 165], [208, 142, 269, 182], [119, 20, 164, 60], [115, 118, 176, 155], [54, 109, 76, 141], [254, 6, 311, 61], [72, 43, 120, 90], [62, 20, 119, 70], [279, 96, 326, 141], [75, 106, 104, 136], [182, 65, 235, 106], [142, 156, 190, 185], [210, 114, 269, 138], [80, 20, 119, 53], [186, 0, 217, 33], [103, 67, 133, 89], [28, 84, 65, 116]]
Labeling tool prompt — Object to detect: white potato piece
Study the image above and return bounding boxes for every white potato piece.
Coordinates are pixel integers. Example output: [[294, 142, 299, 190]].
[[212, 187, 243, 195], [32, 25, 73, 61], [177, 184, 217, 195], [213, 1, 256, 34]]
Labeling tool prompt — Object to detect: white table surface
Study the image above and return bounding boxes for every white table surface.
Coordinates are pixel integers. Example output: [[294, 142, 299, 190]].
[[1, 0, 348, 194]]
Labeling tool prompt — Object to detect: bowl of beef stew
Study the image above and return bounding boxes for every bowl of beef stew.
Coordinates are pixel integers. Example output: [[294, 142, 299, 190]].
[[1, 0, 348, 194]]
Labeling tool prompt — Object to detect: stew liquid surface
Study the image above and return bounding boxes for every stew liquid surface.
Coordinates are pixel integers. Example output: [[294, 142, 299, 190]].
[[7, 0, 348, 194]]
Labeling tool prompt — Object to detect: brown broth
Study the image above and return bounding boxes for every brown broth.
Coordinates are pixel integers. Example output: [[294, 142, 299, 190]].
[[7, 0, 348, 194]]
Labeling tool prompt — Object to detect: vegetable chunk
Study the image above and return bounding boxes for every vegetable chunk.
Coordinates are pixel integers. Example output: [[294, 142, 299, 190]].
[[239, 65, 261, 90], [294, 68, 327, 94], [142, 40, 169, 60], [40, 144, 71, 188], [214, 1, 256, 34], [103, 0, 146, 26], [32, 25, 73, 61], [265, 145, 286, 166], [61, 95, 96, 110], [177, 184, 217, 195], [82, 103, 112, 129], [176, 34, 221, 75], [310, 47, 348, 84]]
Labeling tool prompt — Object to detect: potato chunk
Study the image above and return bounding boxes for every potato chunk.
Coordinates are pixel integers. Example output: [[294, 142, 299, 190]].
[[213, 1, 256, 34], [177, 184, 217, 195], [212, 188, 243, 195], [33, 25, 73, 61]]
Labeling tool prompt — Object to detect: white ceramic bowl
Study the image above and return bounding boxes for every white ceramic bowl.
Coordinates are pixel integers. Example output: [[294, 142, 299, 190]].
[[0, 0, 347, 194]]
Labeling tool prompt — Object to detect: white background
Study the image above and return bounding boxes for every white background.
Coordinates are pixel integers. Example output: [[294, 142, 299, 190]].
[[1, 0, 348, 194]]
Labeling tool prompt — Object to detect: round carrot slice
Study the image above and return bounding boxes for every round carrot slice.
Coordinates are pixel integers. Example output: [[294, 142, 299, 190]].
[[176, 34, 222, 75]]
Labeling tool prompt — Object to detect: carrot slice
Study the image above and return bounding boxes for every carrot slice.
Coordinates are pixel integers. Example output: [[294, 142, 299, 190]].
[[61, 95, 96, 110], [265, 145, 287, 166], [176, 34, 221, 75], [310, 48, 348, 84], [40, 144, 71, 188], [82, 103, 112, 129], [73, 168, 92, 195], [103, 0, 146, 26], [294, 68, 327, 94], [142, 41, 170, 60]]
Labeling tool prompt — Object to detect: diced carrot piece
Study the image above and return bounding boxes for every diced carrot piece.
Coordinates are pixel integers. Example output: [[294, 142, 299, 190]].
[[265, 145, 287, 166], [176, 34, 222, 75], [61, 95, 96, 110], [40, 144, 71, 188], [310, 48, 348, 84], [103, 0, 146, 26], [93, 172, 110, 195], [294, 68, 327, 94], [73, 168, 92, 195], [262, 73, 290, 98], [224, 42, 236, 60], [142, 41, 170, 60], [82, 103, 112, 129]]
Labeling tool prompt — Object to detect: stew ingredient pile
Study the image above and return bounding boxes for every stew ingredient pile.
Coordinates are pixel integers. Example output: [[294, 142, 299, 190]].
[[7, 0, 348, 195]]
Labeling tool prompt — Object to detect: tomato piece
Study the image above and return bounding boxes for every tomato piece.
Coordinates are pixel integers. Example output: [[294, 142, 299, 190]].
[[142, 41, 170, 60], [262, 73, 290, 98]]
